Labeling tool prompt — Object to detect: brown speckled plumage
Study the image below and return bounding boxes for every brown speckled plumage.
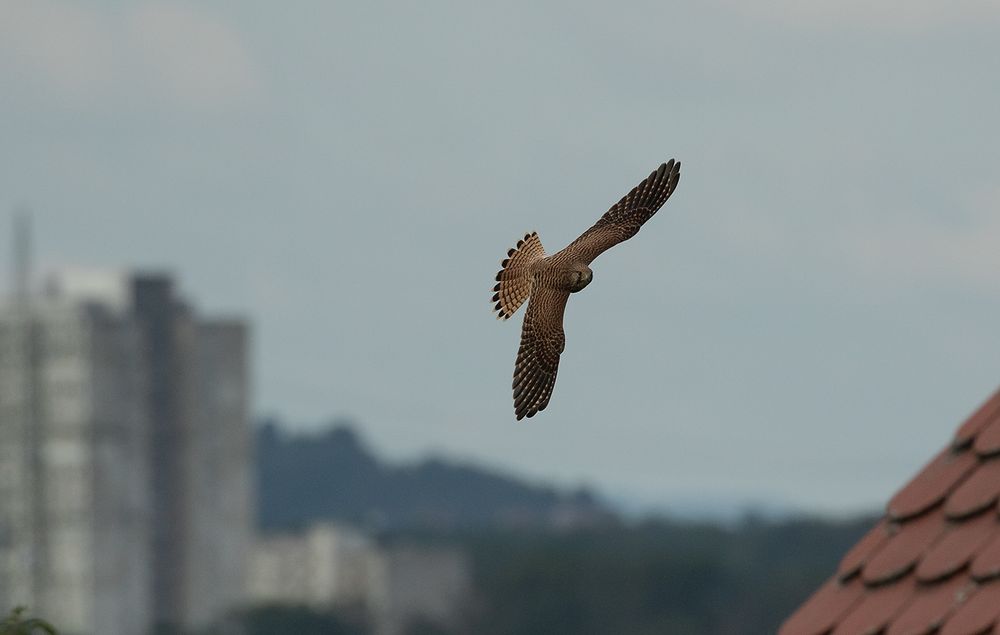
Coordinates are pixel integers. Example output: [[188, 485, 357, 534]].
[[492, 159, 682, 420]]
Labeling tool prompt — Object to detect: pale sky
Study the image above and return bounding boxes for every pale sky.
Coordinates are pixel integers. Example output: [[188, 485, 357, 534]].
[[1, 0, 999, 514]]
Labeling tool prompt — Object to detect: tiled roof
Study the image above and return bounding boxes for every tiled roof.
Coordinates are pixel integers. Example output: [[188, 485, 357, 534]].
[[780, 388, 1000, 635]]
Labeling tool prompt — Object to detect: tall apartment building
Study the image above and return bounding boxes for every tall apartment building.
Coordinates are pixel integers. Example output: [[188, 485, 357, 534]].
[[0, 291, 151, 634], [0, 269, 252, 635]]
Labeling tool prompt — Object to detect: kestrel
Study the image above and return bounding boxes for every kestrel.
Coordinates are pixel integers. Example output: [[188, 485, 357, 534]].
[[491, 159, 682, 420]]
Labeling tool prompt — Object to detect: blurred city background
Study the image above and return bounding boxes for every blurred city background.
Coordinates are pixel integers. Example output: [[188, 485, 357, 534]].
[[1, 1, 999, 634]]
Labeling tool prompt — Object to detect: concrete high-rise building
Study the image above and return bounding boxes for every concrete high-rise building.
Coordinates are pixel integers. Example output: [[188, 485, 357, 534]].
[[130, 275, 253, 632], [0, 267, 252, 635], [0, 285, 151, 634], [179, 318, 253, 628]]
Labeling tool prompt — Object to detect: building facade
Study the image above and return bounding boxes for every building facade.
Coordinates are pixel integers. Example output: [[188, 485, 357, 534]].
[[0, 271, 252, 635], [248, 524, 471, 635], [0, 295, 151, 634], [248, 523, 373, 609]]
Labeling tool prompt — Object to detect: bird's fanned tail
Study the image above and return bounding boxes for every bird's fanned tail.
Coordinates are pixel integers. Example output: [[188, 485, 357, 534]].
[[491, 232, 544, 320]]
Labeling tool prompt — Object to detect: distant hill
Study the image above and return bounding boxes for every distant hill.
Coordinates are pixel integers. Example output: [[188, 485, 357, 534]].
[[256, 420, 613, 531]]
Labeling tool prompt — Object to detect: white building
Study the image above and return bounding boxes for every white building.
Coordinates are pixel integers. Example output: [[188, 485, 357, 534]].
[[248, 524, 471, 635], [248, 523, 373, 609], [0, 269, 252, 634], [0, 293, 151, 635]]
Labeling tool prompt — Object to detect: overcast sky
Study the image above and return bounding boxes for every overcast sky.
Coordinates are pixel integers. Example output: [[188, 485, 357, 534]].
[[1, 0, 999, 515]]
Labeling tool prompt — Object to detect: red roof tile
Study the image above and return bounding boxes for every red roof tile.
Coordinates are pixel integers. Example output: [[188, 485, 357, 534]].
[[830, 576, 916, 635], [885, 575, 973, 635], [973, 414, 1000, 456], [953, 389, 1000, 448], [838, 519, 891, 581], [970, 527, 1000, 582], [887, 448, 979, 521], [778, 577, 866, 635], [861, 512, 946, 585], [781, 386, 1000, 635], [916, 512, 997, 582], [944, 457, 1000, 519], [938, 580, 1000, 635]]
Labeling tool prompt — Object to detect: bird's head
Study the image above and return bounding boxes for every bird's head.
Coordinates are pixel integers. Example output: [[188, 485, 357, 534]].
[[567, 264, 593, 292]]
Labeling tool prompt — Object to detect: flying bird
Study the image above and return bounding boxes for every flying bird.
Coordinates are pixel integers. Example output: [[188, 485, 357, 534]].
[[491, 160, 682, 420]]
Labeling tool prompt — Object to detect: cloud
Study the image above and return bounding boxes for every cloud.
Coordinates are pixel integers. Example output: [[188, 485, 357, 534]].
[[0, 0, 261, 111], [124, 3, 262, 111], [0, 0, 114, 102]]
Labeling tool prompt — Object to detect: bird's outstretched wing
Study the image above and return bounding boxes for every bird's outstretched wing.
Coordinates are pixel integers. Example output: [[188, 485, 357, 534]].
[[559, 159, 681, 264], [512, 286, 570, 420]]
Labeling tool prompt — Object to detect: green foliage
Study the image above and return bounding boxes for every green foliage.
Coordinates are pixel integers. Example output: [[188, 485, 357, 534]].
[[0, 607, 57, 635], [223, 605, 367, 635], [403, 618, 456, 635], [444, 514, 875, 635]]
